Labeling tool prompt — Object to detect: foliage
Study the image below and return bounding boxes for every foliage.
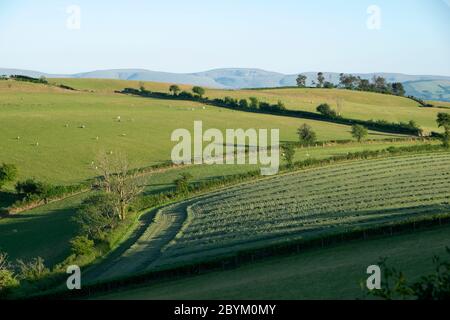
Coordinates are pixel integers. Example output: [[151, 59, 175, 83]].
[[367, 248, 450, 300], [192, 86, 206, 98], [175, 173, 193, 194], [70, 235, 95, 257], [0, 252, 18, 298], [316, 103, 338, 118], [437, 112, 450, 148], [282, 144, 296, 168], [297, 124, 317, 146], [15, 179, 52, 197], [0, 163, 18, 189], [296, 74, 307, 87], [351, 124, 369, 142], [169, 84, 181, 96], [16, 257, 50, 282], [73, 193, 119, 241]]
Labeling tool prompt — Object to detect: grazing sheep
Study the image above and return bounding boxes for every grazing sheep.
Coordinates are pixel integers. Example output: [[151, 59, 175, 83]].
[[16, 136, 20, 140], [80, 124, 86, 129], [35, 142, 39, 147]]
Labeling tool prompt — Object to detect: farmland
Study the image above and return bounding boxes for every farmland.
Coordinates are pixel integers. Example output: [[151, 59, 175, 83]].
[[0, 80, 405, 185], [85, 152, 450, 282], [0, 78, 449, 299], [55, 78, 446, 133], [97, 224, 450, 300]]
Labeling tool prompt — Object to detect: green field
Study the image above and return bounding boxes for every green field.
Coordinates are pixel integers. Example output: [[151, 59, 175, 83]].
[[1, 78, 449, 299], [206, 87, 445, 133], [55, 78, 447, 133], [0, 80, 405, 185], [97, 224, 450, 300], [83, 153, 450, 282]]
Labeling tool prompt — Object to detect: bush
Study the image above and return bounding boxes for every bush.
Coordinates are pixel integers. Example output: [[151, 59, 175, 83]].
[[17, 257, 50, 282], [73, 193, 119, 241], [70, 235, 95, 257], [316, 103, 338, 118], [15, 179, 52, 197], [0, 252, 19, 298], [0, 163, 18, 189]]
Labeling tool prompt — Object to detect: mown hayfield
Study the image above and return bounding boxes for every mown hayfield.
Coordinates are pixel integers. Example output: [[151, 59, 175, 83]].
[[0, 80, 402, 185], [83, 152, 450, 282], [96, 224, 450, 300], [0, 141, 428, 268]]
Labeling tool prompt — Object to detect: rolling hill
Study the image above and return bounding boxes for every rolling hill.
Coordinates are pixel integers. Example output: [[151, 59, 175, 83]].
[[1, 67, 450, 101]]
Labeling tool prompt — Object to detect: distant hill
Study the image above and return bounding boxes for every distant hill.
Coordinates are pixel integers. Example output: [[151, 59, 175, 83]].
[[1, 67, 449, 101]]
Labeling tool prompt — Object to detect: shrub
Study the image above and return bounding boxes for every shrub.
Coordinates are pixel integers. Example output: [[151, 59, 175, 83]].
[[70, 235, 95, 257], [297, 124, 317, 146], [0, 163, 18, 189], [0, 252, 19, 298], [15, 179, 51, 197], [17, 257, 50, 282], [73, 193, 120, 241], [316, 103, 338, 118]]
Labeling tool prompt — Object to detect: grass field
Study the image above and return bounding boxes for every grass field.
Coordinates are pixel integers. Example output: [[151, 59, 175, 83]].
[[55, 78, 447, 133], [96, 224, 450, 300], [0, 80, 405, 185], [84, 153, 450, 282]]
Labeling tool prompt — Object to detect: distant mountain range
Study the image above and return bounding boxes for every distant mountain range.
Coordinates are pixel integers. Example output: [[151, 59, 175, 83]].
[[1, 67, 450, 102]]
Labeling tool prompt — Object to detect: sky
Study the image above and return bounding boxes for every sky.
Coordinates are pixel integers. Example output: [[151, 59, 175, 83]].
[[0, 0, 449, 75]]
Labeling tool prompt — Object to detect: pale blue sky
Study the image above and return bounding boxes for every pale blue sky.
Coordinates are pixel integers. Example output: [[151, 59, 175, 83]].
[[0, 0, 449, 75]]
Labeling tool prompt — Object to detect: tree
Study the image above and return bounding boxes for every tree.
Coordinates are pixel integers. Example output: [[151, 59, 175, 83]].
[[0, 163, 18, 190], [192, 86, 205, 98], [339, 73, 358, 90], [323, 81, 334, 89], [282, 144, 296, 168], [317, 72, 325, 88], [169, 84, 181, 96], [316, 103, 338, 118], [296, 74, 307, 87], [175, 173, 193, 194], [391, 82, 405, 96], [351, 124, 368, 142], [437, 112, 450, 148], [372, 76, 388, 92], [139, 81, 146, 92], [249, 97, 259, 109], [73, 193, 119, 240], [297, 124, 317, 146], [70, 235, 95, 256], [239, 99, 249, 109], [94, 152, 143, 220]]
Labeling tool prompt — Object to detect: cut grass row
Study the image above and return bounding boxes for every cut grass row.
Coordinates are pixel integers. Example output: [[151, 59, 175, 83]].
[[0, 141, 436, 268], [145, 153, 450, 269]]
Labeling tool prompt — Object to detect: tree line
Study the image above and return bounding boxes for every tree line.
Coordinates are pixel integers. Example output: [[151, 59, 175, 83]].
[[296, 72, 406, 96]]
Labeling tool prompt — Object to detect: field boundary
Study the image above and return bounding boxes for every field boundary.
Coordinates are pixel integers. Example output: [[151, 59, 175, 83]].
[[29, 212, 450, 300], [118, 88, 424, 136]]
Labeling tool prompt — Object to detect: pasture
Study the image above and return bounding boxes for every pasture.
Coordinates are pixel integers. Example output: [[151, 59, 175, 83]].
[[0, 80, 404, 185], [55, 78, 447, 133]]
